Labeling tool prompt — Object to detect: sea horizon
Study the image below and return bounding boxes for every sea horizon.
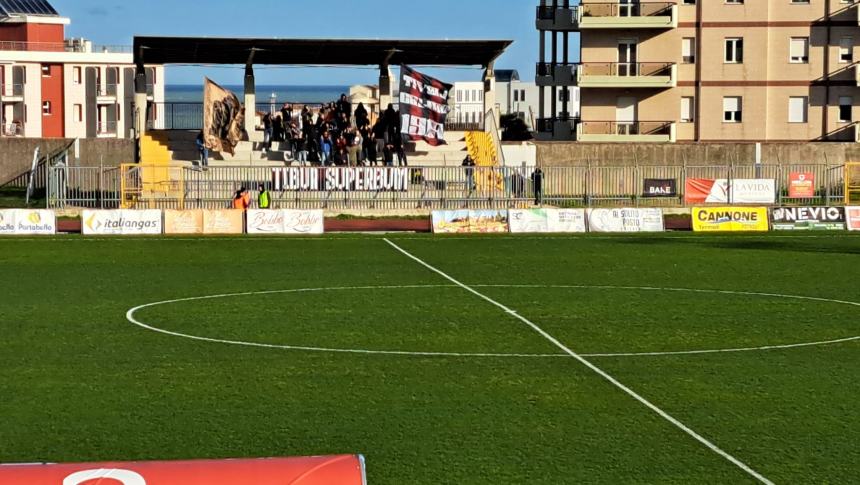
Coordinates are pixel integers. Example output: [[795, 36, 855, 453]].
[[166, 84, 352, 104]]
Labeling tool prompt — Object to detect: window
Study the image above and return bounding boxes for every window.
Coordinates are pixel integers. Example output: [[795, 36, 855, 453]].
[[513, 90, 519, 102], [726, 0, 743, 4], [42, 101, 51, 115], [73, 104, 82, 122], [723, 97, 742, 123], [789, 37, 809, 63], [681, 97, 694, 123], [519, 89, 526, 102], [725, 38, 743, 63], [41, 65, 50, 77], [73, 67, 81, 84], [838, 96, 852, 123], [682, 38, 696, 64], [788, 97, 808, 123], [839, 37, 853, 64], [456, 90, 462, 102]]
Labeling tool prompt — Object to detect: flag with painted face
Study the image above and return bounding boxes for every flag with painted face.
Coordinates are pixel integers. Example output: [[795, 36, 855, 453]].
[[398, 65, 453, 146], [203, 78, 246, 155]]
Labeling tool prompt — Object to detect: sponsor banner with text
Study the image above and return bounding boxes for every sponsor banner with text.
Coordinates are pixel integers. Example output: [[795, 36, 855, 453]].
[[643, 179, 677, 198], [788, 172, 815, 198], [771, 207, 845, 231], [246, 209, 324, 235], [586, 208, 665, 233], [692, 207, 769, 232], [203, 209, 245, 234], [164, 210, 204, 235], [685, 179, 776, 204], [432, 210, 509, 234], [0, 209, 56, 235], [82, 210, 163, 236], [509, 209, 586, 233], [0, 455, 366, 485], [848, 206, 860, 231]]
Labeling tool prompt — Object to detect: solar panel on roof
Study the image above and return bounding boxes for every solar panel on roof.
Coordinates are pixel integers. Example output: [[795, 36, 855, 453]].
[[0, 0, 59, 16]]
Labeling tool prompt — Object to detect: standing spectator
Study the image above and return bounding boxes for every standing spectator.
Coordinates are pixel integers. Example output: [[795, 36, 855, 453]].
[[462, 155, 476, 192], [288, 122, 302, 161], [280, 104, 293, 129], [320, 131, 334, 165], [383, 142, 395, 167], [232, 187, 250, 210], [354, 102, 369, 129], [195, 131, 209, 170], [372, 117, 386, 165], [532, 167, 544, 205], [337, 93, 352, 119], [362, 126, 376, 166], [393, 133, 408, 167], [349, 128, 363, 167], [258, 184, 272, 209], [262, 113, 273, 153], [272, 113, 284, 142]]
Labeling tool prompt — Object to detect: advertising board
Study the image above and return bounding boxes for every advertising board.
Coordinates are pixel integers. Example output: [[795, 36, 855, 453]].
[[82, 210, 163, 236], [692, 207, 769, 232], [586, 208, 664, 233]]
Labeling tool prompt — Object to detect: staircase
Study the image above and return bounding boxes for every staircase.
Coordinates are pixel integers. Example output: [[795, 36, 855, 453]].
[[403, 131, 469, 167]]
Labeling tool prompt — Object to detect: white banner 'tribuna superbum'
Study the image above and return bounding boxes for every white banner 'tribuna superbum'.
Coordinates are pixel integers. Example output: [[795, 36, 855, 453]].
[[272, 167, 410, 192]]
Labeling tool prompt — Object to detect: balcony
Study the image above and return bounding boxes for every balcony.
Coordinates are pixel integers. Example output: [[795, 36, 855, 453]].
[[579, 2, 677, 29], [536, 6, 579, 31], [535, 116, 578, 141], [577, 121, 675, 143], [577, 62, 676, 88], [97, 121, 118, 137], [1, 122, 25, 137], [1, 84, 24, 99], [536, 62, 577, 87], [97, 84, 119, 101]]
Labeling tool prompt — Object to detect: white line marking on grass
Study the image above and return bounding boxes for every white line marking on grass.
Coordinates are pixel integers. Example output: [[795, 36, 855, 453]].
[[125, 285, 860, 359], [125, 285, 566, 359], [383, 238, 775, 485]]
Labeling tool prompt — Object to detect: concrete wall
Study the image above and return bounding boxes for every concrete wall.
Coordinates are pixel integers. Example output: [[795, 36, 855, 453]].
[[536, 141, 860, 167], [0, 137, 133, 186]]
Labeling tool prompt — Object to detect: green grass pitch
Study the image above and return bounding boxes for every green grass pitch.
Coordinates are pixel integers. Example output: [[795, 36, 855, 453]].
[[1, 233, 859, 484]]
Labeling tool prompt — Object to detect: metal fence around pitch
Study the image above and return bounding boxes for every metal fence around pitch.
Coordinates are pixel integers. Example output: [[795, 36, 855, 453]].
[[47, 166, 121, 209], [46, 163, 846, 210]]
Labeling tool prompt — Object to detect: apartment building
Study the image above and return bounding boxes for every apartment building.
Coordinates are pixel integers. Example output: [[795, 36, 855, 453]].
[[537, 0, 860, 143], [496, 69, 580, 130], [0, 0, 164, 139]]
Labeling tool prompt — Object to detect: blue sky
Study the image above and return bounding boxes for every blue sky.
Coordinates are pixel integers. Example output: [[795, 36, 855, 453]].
[[52, 0, 558, 86]]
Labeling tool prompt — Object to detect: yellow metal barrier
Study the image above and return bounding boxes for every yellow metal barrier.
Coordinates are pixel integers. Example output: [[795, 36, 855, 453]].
[[847, 163, 860, 205], [465, 131, 503, 191], [121, 163, 186, 209]]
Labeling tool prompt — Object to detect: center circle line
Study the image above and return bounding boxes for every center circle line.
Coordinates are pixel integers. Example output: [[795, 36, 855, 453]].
[[125, 285, 860, 359]]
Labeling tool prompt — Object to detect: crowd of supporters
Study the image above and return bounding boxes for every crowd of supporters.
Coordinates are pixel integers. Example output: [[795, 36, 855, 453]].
[[261, 94, 408, 167]]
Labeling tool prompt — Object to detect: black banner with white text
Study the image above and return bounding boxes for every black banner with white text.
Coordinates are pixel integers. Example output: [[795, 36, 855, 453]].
[[399, 65, 453, 146]]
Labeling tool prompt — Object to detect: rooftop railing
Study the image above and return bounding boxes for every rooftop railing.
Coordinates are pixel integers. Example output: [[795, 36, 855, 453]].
[[0, 41, 132, 53]]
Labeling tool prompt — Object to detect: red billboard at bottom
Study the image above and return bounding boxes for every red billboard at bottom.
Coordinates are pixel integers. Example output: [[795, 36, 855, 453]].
[[0, 455, 366, 485]]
